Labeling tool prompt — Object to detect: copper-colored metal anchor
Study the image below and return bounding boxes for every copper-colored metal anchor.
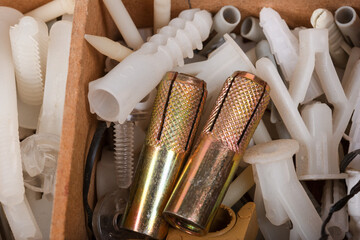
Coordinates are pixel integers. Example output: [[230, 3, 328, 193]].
[[163, 71, 270, 236], [121, 72, 207, 240]]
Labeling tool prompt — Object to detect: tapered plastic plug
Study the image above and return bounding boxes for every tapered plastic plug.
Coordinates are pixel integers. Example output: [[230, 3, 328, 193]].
[[244, 139, 322, 240], [88, 9, 212, 123]]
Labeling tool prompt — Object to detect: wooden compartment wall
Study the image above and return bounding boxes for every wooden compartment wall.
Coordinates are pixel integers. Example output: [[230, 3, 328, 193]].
[[0, 0, 359, 239]]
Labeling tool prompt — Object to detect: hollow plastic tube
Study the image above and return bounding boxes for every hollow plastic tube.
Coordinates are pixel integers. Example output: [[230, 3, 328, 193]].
[[88, 9, 212, 123], [3, 195, 42, 240], [311, 8, 350, 68], [241, 17, 265, 42], [335, 6, 360, 47], [346, 169, 360, 240], [26, 0, 75, 23], [84, 34, 133, 62], [201, 6, 241, 55], [0, 7, 24, 206], [244, 139, 322, 240], [222, 166, 254, 207], [103, 0, 144, 50], [154, 0, 171, 32], [20, 21, 72, 196], [260, 7, 323, 104], [321, 180, 348, 240]]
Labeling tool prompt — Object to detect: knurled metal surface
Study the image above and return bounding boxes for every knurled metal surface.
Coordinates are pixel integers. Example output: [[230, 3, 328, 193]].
[[203, 71, 270, 153], [146, 72, 207, 153]]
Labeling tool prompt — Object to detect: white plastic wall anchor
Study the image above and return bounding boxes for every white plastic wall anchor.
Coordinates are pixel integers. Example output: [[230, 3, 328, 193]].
[[241, 17, 266, 42], [244, 139, 322, 240], [292, 27, 356, 104], [0, 7, 25, 206], [10, 16, 49, 130], [335, 6, 360, 47], [249, 123, 292, 240], [346, 169, 360, 239], [222, 166, 254, 207], [3, 195, 42, 240], [154, 0, 171, 32], [84, 34, 133, 62], [10, 16, 48, 106], [311, 8, 351, 68], [200, 5, 241, 55], [26, 0, 75, 23], [256, 38, 360, 180], [103, 0, 144, 50], [20, 21, 72, 197], [88, 9, 212, 123], [260, 7, 323, 104], [321, 180, 348, 240]]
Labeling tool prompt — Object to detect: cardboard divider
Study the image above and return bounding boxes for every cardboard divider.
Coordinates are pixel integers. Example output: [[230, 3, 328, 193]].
[[0, 0, 360, 239]]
